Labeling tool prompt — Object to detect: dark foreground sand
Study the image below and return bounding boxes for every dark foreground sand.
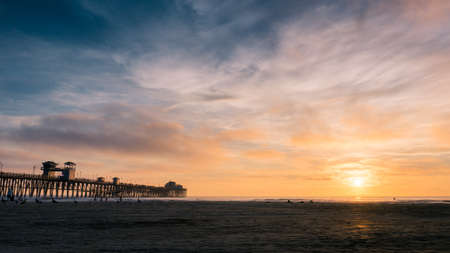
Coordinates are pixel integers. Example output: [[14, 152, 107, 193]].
[[0, 200, 449, 253]]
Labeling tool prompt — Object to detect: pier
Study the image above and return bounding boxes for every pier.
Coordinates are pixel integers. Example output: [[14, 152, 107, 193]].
[[0, 161, 187, 199]]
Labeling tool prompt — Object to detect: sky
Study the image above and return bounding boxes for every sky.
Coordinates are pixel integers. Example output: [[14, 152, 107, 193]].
[[1, 0, 450, 197]]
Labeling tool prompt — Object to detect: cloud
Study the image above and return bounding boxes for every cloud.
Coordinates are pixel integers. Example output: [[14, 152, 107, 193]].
[[218, 128, 266, 142], [0, 104, 227, 174], [0, 1, 108, 45], [432, 121, 450, 147], [340, 104, 409, 142], [0, 147, 42, 169], [193, 89, 237, 102], [243, 149, 284, 160], [2, 1, 450, 195], [400, 0, 450, 25]]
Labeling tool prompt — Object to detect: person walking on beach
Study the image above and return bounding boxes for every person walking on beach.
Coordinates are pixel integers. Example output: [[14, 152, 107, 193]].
[[7, 188, 14, 201]]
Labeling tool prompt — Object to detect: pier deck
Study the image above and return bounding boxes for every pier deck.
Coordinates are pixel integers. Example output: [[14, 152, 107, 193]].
[[0, 172, 186, 199]]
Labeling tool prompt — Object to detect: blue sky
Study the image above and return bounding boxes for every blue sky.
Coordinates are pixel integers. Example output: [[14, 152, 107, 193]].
[[0, 0, 355, 115]]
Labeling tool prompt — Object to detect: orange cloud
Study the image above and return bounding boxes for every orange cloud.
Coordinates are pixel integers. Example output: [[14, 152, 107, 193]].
[[218, 128, 266, 142], [291, 132, 336, 146], [401, 0, 450, 25], [341, 105, 408, 142], [432, 122, 450, 146], [243, 149, 284, 160]]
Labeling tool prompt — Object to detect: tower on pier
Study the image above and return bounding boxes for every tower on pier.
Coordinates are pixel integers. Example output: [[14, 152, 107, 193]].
[[41, 161, 76, 180]]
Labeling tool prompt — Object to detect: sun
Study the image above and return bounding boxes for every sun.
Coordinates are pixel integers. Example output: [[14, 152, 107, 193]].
[[351, 177, 364, 187]]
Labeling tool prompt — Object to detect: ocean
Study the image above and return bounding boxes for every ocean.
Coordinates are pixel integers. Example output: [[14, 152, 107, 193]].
[[171, 196, 450, 203], [0, 198, 449, 252]]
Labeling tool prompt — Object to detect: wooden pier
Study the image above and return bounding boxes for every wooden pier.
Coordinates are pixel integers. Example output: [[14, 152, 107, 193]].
[[0, 172, 187, 199]]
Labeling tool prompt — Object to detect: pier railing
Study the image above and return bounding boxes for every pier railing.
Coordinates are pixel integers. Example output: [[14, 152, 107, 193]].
[[0, 172, 187, 199]]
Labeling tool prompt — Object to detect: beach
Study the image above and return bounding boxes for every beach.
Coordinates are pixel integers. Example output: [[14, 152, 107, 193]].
[[0, 200, 449, 252]]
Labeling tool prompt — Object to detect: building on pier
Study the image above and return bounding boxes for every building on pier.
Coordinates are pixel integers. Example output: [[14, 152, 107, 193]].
[[113, 177, 120, 185], [41, 161, 59, 178], [165, 181, 184, 190], [41, 161, 76, 180]]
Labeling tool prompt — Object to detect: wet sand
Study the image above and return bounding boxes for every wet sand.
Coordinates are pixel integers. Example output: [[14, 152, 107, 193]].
[[0, 200, 449, 252]]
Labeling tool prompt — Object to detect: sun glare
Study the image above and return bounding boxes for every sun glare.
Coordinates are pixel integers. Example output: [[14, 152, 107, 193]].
[[351, 177, 364, 187]]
